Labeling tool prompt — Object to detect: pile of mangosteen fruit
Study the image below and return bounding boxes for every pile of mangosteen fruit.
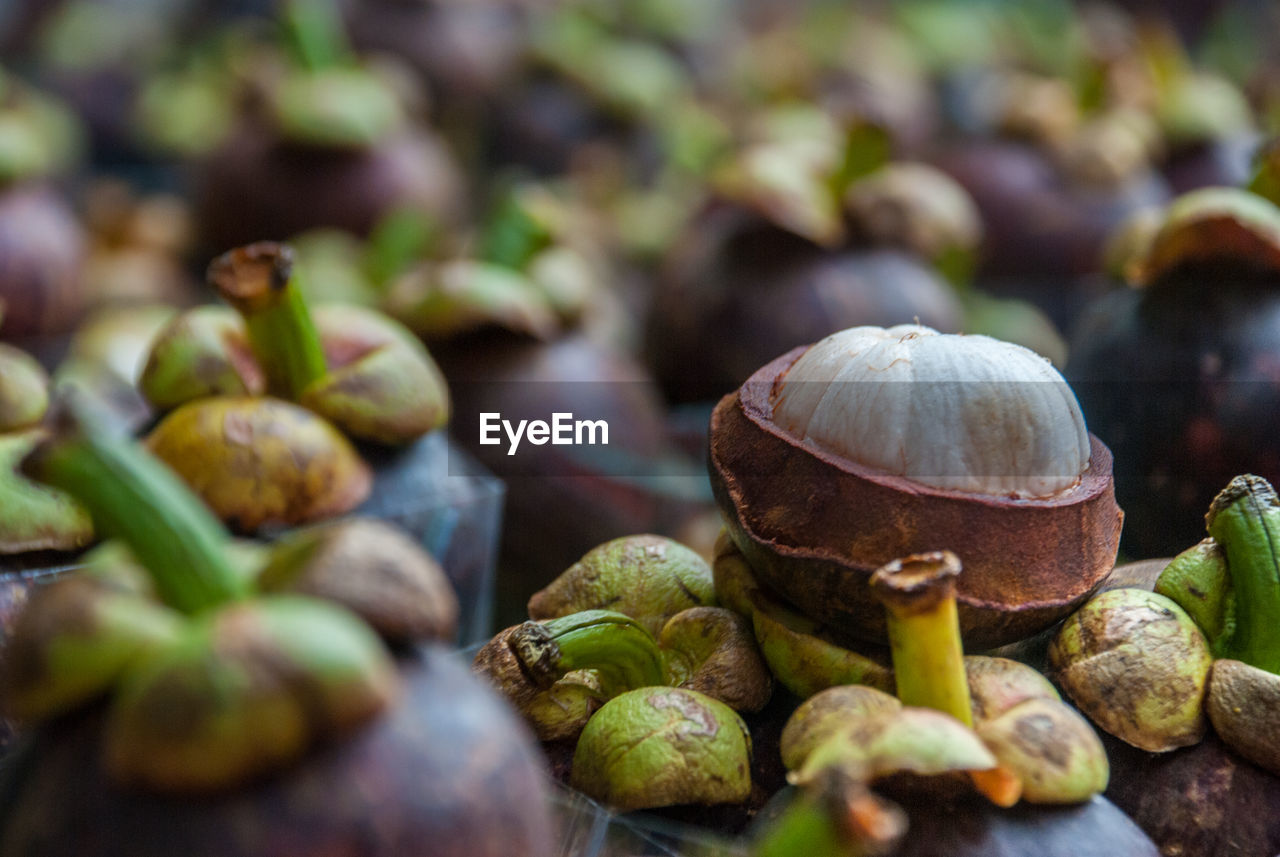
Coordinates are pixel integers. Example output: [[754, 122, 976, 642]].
[[4, 0, 1280, 855]]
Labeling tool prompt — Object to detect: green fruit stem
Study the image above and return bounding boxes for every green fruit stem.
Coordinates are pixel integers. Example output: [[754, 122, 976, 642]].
[[22, 401, 246, 614], [869, 551, 974, 727], [208, 242, 329, 401], [831, 122, 891, 198], [478, 188, 553, 271], [521, 610, 666, 698], [364, 208, 438, 287], [282, 0, 353, 72], [1206, 475, 1280, 675]]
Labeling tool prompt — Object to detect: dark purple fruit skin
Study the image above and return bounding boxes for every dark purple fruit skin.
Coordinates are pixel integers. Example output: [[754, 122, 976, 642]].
[[1066, 264, 1280, 558], [1162, 135, 1258, 196], [481, 76, 651, 179], [0, 566, 71, 758], [343, 0, 525, 107], [752, 788, 1158, 857], [0, 183, 87, 340], [933, 140, 1170, 331], [892, 795, 1160, 857], [194, 121, 464, 254], [1102, 731, 1280, 857], [645, 204, 965, 405], [0, 646, 555, 857]]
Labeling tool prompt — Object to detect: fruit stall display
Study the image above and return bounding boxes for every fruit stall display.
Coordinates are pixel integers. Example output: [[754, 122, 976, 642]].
[[2, 0, 1280, 855]]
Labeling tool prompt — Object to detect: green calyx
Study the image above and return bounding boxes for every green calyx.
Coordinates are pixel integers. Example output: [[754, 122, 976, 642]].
[[1135, 187, 1280, 286], [1050, 588, 1212, 752], [479, 186, 557, 272], [302, 305, 450, 445], [104, 595, 398, 793], [788, 706, 1016, 807], [0, 429, 95, 555], [186, 242, 448, 445], [1158, 73, 1253, 148], [528, 534, 715, 639], [751, 590, 894, 699], [472, 609, 667, 713], [532, 12, 688, 120], [143, 396, 373, 533], [477, 598, 773, 728], [0, 76, 82, 183], [138, 305, 265, 410], [539, 609, 667, 697], [272, 0, 404, 148], [24, 401, 246, 614], [843, 163, 981, 284], [0, 344, 50, 432], [1151, 475, 1280, 675], [10, 405, 403, 793], [256, 517, 459, 643], [382, 259, 561, 342], [0, 575, 185, 721], [272, 68, 404, 149], [659, 606, 773, 713], [1204, 475, 1280, 674], [570, 686, 752, 811], [1155, 538, 1234, 649]]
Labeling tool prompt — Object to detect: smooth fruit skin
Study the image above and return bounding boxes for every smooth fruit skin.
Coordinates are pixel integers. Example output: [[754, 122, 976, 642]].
[[195, 124, 462, 253], [1102, 731, 1280, 857], [1068, 269, 1280, 558], [0, 647, 555, 857], [0, 183, 86, 340], [646, 204, 964, 405]]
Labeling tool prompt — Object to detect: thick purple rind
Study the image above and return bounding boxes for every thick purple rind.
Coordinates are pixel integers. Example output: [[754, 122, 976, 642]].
[[709, 347, 1123, 650], [0, 646, 554, 857]]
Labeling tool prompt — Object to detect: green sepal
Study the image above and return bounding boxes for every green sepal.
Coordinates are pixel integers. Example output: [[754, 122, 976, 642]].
[[1155, 538, 1235, 652]]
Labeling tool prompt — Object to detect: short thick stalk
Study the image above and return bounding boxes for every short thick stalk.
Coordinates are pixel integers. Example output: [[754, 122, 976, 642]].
[[1206, 475, 1280, 675], [282, 0, 352, 71], [516, 610, 666, 698], [22, 402, 245, 614], [870, 551, 973, 726], [208, 242, 329, 401]]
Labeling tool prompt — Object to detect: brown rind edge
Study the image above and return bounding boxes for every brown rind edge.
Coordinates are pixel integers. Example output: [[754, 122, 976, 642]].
[[708, 347, 1124, 650]]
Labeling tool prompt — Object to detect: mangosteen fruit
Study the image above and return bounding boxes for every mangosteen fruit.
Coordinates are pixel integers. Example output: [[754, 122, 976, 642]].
[[932, 103, 1170, 332], [1156, 73, 1258, 194], [136, 241, 452, 533], [646, 196, 965, 405], [749, 548, 1139, 857], [1049, 474, 1280, 856], [0, 399, 554, 857], [710, 323, 1123, 649], [0, 70, 87, 344], [1067, 185, 1280, 557], [194, 3, 463, 252]]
